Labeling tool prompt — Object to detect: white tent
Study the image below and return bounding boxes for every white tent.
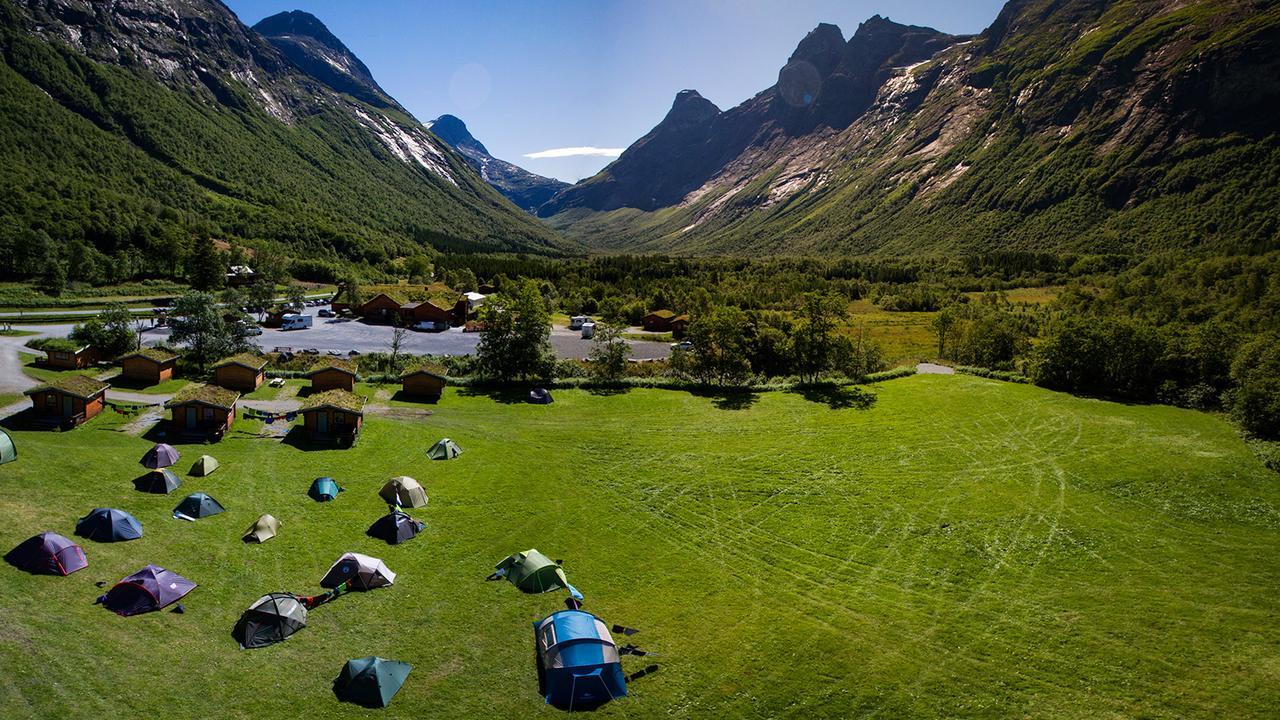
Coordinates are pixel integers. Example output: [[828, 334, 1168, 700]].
[[320, 552, 396, 590]]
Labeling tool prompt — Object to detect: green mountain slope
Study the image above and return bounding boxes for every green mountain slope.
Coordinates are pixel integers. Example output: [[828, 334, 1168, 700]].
[[545, 0, 1280, 255], [0, 0, 571, 281]]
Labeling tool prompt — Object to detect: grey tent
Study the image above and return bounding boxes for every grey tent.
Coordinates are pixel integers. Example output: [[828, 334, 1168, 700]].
[[233, 592, 308, 649], [134, 468, 181, 494], [243, 514, 280, 543], [190, 455, 219, 477], [173, 492, 225, 520], [0, 428, 15, 465], [427, 438, 462, 460], [528, 388, 554, 404], [321, 552, 396, 590], [333, 656, 412, 708], [489, 549, 582, 599], [378, 477, 427, 508], [366, 510, 424, 545]]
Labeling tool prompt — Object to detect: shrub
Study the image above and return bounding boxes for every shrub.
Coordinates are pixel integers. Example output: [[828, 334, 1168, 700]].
[[1229, 332, 1280, 438]]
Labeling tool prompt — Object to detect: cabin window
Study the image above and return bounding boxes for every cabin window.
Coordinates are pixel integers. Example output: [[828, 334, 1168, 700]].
[[335, 412, 346, 425], [541, 624, 557, 650], [45, 394, 56, 408], [203, 408, 214, 421]]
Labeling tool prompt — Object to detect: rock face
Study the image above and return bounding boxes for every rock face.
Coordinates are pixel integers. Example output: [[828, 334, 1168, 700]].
[[542, 2, 1280, 256], [0, 0, 569, 261], [427, 114, 568, 213]]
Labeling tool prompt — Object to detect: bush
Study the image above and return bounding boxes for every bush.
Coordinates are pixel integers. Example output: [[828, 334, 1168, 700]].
[[1229, 332, 1280, 438], [955, 366, 1030, 383]]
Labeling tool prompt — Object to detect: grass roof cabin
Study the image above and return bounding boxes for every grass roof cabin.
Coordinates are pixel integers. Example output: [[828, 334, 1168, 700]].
[[37, 338, 97, 370], [642, 309, 678, 332], [164, 384, 240, 442], [299, 389, 364, 447], [212, 353, 268, 392], [23, 375, 109, 428], [119, 347, 180, 386], [400, 365, 447, 402], [307, 357, 358, 392]]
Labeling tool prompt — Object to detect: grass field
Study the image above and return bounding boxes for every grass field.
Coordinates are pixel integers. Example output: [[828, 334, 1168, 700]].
[[0, 376, 1277, 718], [18, 352, 106, 383]]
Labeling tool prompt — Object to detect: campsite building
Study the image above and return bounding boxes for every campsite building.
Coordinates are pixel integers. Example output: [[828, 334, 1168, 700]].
[[307, 357, 357, 392], [40, 341, 96, 370], [299, 389, 364, 445], [23, 376, 108, 427], [356, 293, 402, 324], [642, 310, 677, 332], [400, 367, 446, 401], [669, 314, 690, 339], [399, 300, 454, 327], [164, 384, 239, 441], [119, 347, 179, 386], [212, 353, 267, 392]]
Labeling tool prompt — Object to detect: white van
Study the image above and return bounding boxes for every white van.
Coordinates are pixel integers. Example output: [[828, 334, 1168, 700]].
[[581, 321, 596, 339], [280, 314, 313, 331]]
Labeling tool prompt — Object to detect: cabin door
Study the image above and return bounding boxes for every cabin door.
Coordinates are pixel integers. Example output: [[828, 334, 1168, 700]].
[[186, 408, 197, 429], [61, 396, 73, 417], [317, 412, 328, 433]]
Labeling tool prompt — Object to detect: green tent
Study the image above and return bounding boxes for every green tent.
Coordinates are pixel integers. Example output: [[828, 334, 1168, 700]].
[[190, 455, 219, 476], [0, 429, 15, 465], [427, 438, 462, 460], [490, 549, 580, 597], [243, 514, 280, 544], [333, 656, 412, 708]]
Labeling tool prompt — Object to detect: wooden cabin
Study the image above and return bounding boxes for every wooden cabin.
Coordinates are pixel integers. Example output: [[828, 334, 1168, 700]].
[[669, 314, 690, 339], [307, 357, 357, 392], [211, 353, 268, 392], [41, 342, 96, 370], [164, 384, 239, 442], [642, 310, 677, 332], [118, 347, 179, 386], [299, 389, 364, 446], [399, 300, 455, 326], [401, 367, 446, 402], [356, 293, 402, 324], [23, 376, 108, 428]]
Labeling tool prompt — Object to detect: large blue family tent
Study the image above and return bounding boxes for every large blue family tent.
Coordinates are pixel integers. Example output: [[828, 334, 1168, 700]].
[[75, 508, 143, 542], [533, 610, 627, 711], [308, 476, 342, 502]]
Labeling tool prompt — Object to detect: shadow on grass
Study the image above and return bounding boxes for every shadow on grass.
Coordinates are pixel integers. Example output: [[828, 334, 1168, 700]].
[[457, 386, 537, 405], [685, 387, 760, 411], [389, 390, 439, 405], [585, 385, 630, 397], [100, 374, 166, 392], [790, 385, 877, 410], [280, 425, 356, 451]]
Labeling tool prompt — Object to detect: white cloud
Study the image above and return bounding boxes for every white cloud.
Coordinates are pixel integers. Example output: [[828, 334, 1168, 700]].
[[523, 146, 625, 159]]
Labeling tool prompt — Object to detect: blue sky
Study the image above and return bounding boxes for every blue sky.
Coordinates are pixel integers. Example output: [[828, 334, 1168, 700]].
[[225, 1, 1006, 183]]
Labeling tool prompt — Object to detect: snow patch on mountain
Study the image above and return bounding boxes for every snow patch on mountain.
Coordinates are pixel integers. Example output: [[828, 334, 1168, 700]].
[[353, 108, 457, 184]]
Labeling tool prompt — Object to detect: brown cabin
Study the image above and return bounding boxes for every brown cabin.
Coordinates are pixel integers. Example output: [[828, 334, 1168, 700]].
[[307, 357, 357, 392], [669, 314, 690, 339], [23, 375, 108, 428], [42, 344, 96, 370], [164, 384, 239, 442], [357, 293, 402, 324], [299, 389, 364, 446], [212, 353, 268, 392], [118, 347, 179, 386], [642, 310, 678, 332], [399, 301, 454, 326], [401, 367, 446, 402]]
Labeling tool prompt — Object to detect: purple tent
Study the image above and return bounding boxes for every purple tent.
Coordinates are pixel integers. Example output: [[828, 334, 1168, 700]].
[[100, 564, 196, 616], [5, 532, 87, 575], [140, 443, 180, 470]]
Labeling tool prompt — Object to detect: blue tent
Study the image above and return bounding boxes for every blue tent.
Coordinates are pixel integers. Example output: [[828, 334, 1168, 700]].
[[308, 477, 342, 502], [533, 610, 627, 711], [75, 508, 143, 542]]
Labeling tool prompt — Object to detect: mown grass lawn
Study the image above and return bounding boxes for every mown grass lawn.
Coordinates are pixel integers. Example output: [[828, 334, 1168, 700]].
[[0, 376, 1277, 718], [18, 352, 104, 384]]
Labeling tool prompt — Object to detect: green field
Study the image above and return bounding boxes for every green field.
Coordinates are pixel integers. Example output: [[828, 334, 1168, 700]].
[[0, 376, 1277, 718]]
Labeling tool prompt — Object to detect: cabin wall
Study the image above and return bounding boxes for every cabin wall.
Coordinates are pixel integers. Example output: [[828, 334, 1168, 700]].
[[214, 365, 264, 392], [403, 375, 445, 399], [122, 358, 174, 384], [310, 369, 355, 392]]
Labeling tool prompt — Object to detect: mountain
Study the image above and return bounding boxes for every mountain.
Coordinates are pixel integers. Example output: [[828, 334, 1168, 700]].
[[0, 1, 570, 284], [541, 2, 1280, 256], [427, 114, 569, 213]]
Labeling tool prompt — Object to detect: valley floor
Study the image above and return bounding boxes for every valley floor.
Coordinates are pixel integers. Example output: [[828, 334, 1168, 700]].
[[0, 376, 1276, 718]]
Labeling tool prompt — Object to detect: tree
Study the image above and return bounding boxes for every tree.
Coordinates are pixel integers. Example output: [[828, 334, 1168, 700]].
[[285, 284, 307, 310], [187, 236, 224, 290], [404, 254, 433, 281], [336, 274, 362, 307], [253, 246, 290, 287], [791, 291, 847, 383], [246, 281, 276, 322], [587, 323, 631, 381], [931, 307, 957, 358], [219, 286, 247, 312], [37, 258, 66, 297], [71, 304, 139, 359], [387, 321, 409, 376], [168, 291, 249, 372], [475, 279, 554, 381], [1230, 332, 1280, 438], [686, 306, 752, 385]]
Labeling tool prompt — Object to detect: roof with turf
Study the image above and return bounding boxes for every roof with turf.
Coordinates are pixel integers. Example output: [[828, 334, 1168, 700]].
[[401, 364, 446, 380], [165, 383, 240, 409], [212, 353, 267, 371], [120, 347, 180, 364], [24, 375, 109, 399], [307, 357, 357, 376], [301, 389, 365, 415]]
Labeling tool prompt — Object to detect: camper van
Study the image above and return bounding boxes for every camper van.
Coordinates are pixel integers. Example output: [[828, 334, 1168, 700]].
[[580, 321, 596, 339], [569, 315, 590, 330], [280, 314, 313, 331]]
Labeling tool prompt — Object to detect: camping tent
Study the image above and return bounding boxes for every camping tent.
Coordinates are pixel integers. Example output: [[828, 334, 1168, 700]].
[[173, 492, 226, 519], [378, 477, 427, 508], [308, 477, 343, 502], [333, 656, 412, 708], [427, 438, 462, 460], [5, 532, 87, 575], [243, 514, 280, 543], [134, 468, 181, 494], [75, 508, 143, 542], [533, 609, 628, 711], [233, 592, 308, 649], [0, 428, 15, 464], [321, 552, 396, 590], [491, 549, 581, 599], [140, 443, 180, 469], [366, 510, 424, 545], [190, 455, 219, 477], [528, 388, 554, 404], [100, 564, 196, 616]]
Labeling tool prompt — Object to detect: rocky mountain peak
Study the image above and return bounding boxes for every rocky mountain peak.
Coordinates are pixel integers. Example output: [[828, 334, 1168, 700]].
[[666, 90, 721, 124], [253, 9, 394, 108], [785, 23, 847, 78], [428, 114, 489, 155]]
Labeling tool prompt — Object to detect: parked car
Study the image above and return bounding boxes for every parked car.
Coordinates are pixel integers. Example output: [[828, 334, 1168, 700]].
[[411, 320, 448, 332], [671, 340, 694, 351], [243, 326, 264, 336], [318, 308, 335, 318]]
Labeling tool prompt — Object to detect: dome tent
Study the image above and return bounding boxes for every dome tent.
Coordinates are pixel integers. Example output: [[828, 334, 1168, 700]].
[[134, 468, 181, 494], [333, 656, 412, 708], [99, 564, 196, 616], [5, 532, 86, 575], [427, 438, 462, 460], [243, 514, 280, 543], [489, 549, 582, 599], [528, 388, 553, 404], [534, 609, 627, 711], [378, 476, 427, 508], [366, 510, 424, 545], [320, 552, 395, 591], [233, 593, 307, 649], [189, 454, 219, 476], [75, 508, 143, 542], [140, 443, 180, 469], [0, 428, 16, 464], [308, 476, 342, 502], [173, 492, 226, 520]]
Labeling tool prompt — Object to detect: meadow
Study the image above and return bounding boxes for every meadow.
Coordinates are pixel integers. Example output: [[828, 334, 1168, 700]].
[[0, 376, 1277, 718]]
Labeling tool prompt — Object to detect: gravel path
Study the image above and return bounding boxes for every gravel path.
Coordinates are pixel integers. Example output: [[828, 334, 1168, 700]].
[[917, 362, 956, 375]]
